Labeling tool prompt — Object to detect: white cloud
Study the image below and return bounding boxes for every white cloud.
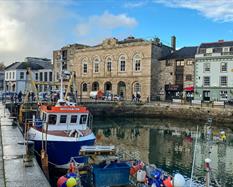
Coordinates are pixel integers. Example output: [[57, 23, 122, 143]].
[[155, 0, 233, 22], [0, 1, 138, 65], [124, 1, 148, 8], [0, 1, 69, 65], [75, 11, 137, 45]]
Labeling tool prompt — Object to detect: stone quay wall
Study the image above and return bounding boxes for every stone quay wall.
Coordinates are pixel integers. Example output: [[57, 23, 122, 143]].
[[86, 102, 233, 127]]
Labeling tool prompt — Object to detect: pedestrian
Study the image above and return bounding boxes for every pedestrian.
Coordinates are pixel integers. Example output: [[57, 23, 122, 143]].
[[132, 94, 135, 101], [31, 92, 35, 101], [18, 91, 22, 102]]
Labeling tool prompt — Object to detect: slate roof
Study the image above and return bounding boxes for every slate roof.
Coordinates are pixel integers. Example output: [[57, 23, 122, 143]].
[[160, 46, 198, 60], [200, 41, 233, 48], [5, 57, 52, 70]]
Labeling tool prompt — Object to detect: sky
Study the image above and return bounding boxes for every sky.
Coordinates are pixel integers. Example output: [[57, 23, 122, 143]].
[[0, 0, 233, 65]]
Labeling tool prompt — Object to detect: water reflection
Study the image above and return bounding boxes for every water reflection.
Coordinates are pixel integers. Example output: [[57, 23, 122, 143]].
[[93, 117, 233, 187]]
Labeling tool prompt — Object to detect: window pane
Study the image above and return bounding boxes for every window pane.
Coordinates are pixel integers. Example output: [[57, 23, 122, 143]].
[[120, 61, 125, 71], [60, 115, 67, 123], [203, 76, 210, 86], [204, 63, 210, 72], [220, 76, 227, 86], [83, 64, 87, 73], [221, 62, 227, 72], [80, 115, 87, 124], [185, 74, 192, 81], [48, 115, 57, 125], [82, 83, 87, 92], [70, 115, 77, 123]]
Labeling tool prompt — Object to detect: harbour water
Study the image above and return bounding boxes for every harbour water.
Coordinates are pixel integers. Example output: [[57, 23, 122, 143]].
[[93, 117, 233, 187]]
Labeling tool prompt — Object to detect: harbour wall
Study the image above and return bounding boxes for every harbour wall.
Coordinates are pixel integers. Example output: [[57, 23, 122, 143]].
[[86, 102, 233, 127], [6, 102, 233, 128]]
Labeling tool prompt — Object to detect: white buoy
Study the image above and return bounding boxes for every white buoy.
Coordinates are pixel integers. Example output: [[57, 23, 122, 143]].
[[173, 173, 185, 187]]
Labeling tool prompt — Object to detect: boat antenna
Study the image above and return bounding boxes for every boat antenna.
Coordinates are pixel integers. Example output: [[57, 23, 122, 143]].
[[190, 125, 198, 187], [56, 53, 65, 105], [60, 54, 64, 101]]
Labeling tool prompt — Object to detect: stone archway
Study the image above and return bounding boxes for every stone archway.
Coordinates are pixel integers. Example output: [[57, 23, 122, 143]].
[[92, 82, 99, 91], [104, 81, 112, 93], [117, 81, 126, 98]]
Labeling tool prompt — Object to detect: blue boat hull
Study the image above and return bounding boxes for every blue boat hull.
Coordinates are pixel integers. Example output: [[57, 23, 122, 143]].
[[34, 139, 95, 167]]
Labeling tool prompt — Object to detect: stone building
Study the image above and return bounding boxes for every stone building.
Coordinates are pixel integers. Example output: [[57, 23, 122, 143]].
[[53, 37, 172, 101], [5, 57, 52, 93], [158, 46, 197, 101], [194, 40, 233, 101]]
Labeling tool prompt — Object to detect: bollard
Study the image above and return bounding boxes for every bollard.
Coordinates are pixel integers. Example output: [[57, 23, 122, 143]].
[[23, 140, 34, 167]]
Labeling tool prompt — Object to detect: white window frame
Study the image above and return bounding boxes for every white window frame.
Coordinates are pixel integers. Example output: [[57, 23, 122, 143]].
[[20, 72, 24, 80], [83, 63, 88, 74], [133, 82, 141, 94], [119, 56, 126, 72], [133, 54, 141, 72], [204, 63, 210, 72], [220, 76, 227, 86], [106, 57, 112, 72], [203, 76, 210, 86], [220, 62, 227, 72]]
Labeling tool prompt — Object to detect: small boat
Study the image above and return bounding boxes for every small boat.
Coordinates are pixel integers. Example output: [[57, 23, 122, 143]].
[[28, 100, 96, 168], [27, 65, 96, 168]]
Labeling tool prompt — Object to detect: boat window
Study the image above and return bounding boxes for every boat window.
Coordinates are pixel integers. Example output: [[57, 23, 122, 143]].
[[48, 114, 57, 125], [80, 115, 87, 124], [70, 115, 77, 123], [60, 115, 67, 123]]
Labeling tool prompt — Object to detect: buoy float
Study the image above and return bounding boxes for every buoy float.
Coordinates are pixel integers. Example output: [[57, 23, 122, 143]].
[[173, 173, 185, 187]]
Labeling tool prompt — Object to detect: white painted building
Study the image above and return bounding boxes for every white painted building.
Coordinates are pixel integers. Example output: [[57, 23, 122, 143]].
[[4, 57, 53, 93], [194, 40, 233, 101]]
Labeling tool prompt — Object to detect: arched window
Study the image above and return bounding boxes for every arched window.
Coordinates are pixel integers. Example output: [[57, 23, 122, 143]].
[[106, 57, 112, 72], [119, 55, 126, 72], [82, 58, 88, 74], [94, 57, 100, 73], [133, 82, 141, 94], [82, 83, 87, 92], [92, 82, 99, 91], [133, 54, 141, 71]]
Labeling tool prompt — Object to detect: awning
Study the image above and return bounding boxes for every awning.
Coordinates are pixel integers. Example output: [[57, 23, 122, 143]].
[[184, 86, 194, 91]]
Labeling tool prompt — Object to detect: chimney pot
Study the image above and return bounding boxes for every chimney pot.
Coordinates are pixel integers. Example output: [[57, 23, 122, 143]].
[[171, 36, 176, 50]]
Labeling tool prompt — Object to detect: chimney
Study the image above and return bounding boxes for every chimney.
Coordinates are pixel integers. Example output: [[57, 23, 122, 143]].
[[171, 36, 176, 50]]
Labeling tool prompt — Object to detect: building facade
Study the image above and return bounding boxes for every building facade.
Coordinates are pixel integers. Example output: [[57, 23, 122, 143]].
[[0, 71, 4, 91], [158, 47, 197, 101], [5, 57, 52, 93], [53, 37, 172, 101], [194, 40, 233, 101]]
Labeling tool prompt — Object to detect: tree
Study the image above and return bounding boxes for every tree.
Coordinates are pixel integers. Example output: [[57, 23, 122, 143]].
[[0, 62, 5, 71]]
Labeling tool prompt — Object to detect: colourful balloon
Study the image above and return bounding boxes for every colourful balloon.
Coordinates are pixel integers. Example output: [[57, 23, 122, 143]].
[[66, 177, 77, 187]]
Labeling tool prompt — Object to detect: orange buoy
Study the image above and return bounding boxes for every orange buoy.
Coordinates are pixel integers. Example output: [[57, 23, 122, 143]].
[[163, 176, 173, 187]]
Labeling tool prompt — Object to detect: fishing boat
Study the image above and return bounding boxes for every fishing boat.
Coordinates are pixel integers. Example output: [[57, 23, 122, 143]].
[[27, 100, 96, 168], [26, 63, 96, 168]]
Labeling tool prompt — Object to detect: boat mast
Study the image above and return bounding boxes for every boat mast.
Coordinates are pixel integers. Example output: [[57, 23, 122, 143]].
[[60, 53, 64, 101]]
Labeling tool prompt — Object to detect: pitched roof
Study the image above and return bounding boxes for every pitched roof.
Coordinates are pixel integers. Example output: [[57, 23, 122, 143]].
[[200, 41, 233, 48], [160, 46, 198, 60], [5, 57, 52, 70]]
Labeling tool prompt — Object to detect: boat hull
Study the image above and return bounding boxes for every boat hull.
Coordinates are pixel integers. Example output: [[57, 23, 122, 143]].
[[34, 139, 95, 168], [28, 128, 96, 168]]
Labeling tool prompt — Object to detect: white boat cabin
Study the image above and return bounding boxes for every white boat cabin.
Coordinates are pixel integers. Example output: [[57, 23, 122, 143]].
[[39, 105, 89, 131]]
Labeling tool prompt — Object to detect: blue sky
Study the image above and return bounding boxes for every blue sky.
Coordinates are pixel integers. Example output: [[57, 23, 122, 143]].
[[0, 0, 233, 64]]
